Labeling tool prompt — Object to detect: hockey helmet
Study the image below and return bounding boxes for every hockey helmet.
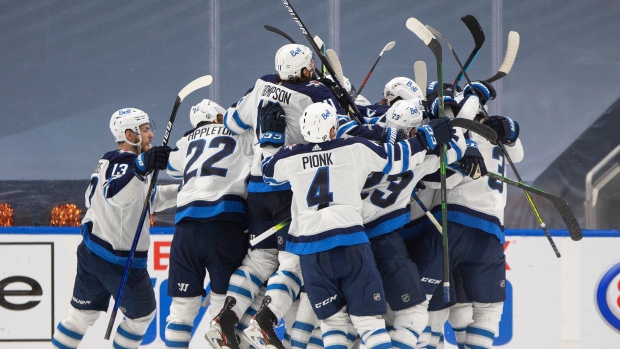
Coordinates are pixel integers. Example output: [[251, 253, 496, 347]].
[[300, 102, 338, 143], [275, 44, 314, 80]]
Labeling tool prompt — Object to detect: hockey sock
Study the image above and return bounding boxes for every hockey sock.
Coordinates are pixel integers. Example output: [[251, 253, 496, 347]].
[[113, 309, 156, 349], [164, 296, 201, 349], [51, 308, 100, 349], [464, 302, 503, 349]]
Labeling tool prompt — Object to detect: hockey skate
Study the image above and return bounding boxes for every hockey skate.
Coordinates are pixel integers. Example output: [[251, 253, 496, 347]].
[[243, 296, 284, 349], [206, 296, 240, 349]]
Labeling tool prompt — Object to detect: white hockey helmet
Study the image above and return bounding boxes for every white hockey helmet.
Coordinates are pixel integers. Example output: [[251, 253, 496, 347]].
[[275, 44, 314, 80], [383, 77, 424, 105], [384, 99, 424, 134], [190, 99, 226, 128], [300, 102, 338, 143], [109, 108, 154, 145]]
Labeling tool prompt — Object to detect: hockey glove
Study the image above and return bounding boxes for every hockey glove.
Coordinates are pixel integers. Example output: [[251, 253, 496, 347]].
[[380, 127, 408, 145], [415, 117, 455, 151], [459, 140, 487, 179], [463, 80, 496, 105], [260, 102, 286, 148], [134, 145, 172, 178], [483, 115, 520, 144]]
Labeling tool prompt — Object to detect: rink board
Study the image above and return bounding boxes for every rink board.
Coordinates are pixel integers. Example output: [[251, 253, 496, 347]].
[[0, 228, 618, 349]]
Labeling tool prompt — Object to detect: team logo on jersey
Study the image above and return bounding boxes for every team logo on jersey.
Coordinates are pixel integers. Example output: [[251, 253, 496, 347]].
[[373, 293, 381, 301], [306, 81, 322, 88], [595, 262, 620, 333]]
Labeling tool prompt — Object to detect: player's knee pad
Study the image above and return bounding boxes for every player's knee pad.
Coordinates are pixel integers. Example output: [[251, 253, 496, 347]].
[[448, 302, 473, 345], [321, 307, 351, 349], [52, 308, 100, 349], [246, 248, 280, 279], [266, 253, 303, 320], [392, 298, 429, 341], [471, 302, 503, 333], [210, 292, 226, 319], [114, 309, 156, 349], [350, 315, 391, 349], [164, 296, 201, 348], [167, 296, 202, 325]]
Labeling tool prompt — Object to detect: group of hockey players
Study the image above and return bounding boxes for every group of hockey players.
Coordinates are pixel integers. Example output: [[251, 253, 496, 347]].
[[51, 40, 522, 349]]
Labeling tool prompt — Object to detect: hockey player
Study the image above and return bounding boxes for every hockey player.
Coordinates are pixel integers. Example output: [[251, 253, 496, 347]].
[[206, 43, 347, 349], [261, 102, 458, 349], [381, 77, 425, 106], [359, 99, 466, 349], [411, 80, 523, 349], [162, 99, 254, 349], [51, 108, 177, 349]]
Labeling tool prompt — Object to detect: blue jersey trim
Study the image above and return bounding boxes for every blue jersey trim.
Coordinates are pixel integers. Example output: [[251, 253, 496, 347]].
[[174, 200, 245, 225], [287, 227, 369, 255], [81, 224, 148, 268], [248, 175, 291, 192], [365, 209, 411, 239]]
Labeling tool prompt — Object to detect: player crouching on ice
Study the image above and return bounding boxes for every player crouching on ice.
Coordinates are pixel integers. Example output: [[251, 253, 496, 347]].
[[257, 102, 464, 349]]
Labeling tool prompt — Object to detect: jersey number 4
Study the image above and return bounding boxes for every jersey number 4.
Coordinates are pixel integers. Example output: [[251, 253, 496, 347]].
[[306, 167, 333, 210], [184, 137, 236, 182]]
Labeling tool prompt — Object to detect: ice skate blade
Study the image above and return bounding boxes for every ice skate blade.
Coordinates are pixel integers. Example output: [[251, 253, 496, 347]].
[[205, 328, 230, 349], [243, 324, 279, 349]]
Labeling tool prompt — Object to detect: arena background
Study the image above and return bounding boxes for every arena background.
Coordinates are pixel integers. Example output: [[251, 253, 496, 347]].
[[1, 1, 619, 348]]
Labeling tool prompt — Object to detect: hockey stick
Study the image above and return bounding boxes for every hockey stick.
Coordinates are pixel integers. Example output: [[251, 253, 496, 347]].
[[487, 172, 582, 241], [414, 60, 427, 98], [281, 0, 362, 123], [484, 31, 520, 83], [356, 41, 396, 96], [249, 218, 292, 246], [314, 35, 327, 78], [264, 25, 296, 44], [411, 193, 443, 234], [452, 15, 485, 87], [427, 25, 565, 257], [451, 118, 497, 143], [406, 17, 450, 302], [104, 75, 213, 340]]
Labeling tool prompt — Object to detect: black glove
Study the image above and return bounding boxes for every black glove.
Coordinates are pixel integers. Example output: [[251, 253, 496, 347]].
[[463, 80, 496, 105], [483, 115, 520, 144], [459, 140, 487, 179], [134, 146, 172, 177], [259, 102, 286, 148], [415, 117, 455, 151]]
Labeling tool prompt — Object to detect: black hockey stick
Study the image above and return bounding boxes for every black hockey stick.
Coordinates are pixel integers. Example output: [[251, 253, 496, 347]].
[[451, 118, 497, 143], [280, 0, 362, 123], [452, 15, 485, 87], [484, 31, 520, 83], [406, 17, 451, 302], [487, 172, 582, 240], [357, 41, 396, 96], [427, 25, 566, 256], [104, 75, 213, 340], [264, 25, 296, 44]]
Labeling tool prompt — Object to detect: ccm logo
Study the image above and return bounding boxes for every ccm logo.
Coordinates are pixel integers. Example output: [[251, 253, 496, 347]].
[[315, 295, 337, 308], [0, 276, 43, 311], [421, 277, 442, 284]]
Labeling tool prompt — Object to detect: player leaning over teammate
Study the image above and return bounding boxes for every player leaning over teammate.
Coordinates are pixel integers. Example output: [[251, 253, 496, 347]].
[[260, 101, 462, 349], [162, 99, 254, 349], [52, 108, 177, 349], [206, 43, 348, 349]]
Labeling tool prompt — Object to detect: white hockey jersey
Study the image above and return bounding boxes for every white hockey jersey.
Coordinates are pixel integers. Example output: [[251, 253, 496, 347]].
[[166, 124, 253, 224], [82, 149, 177, 268], [361, 129, 466, 238], [262, 137, 438, 255], [223, 74, 344, 193], [442, 133, 524, 243]]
